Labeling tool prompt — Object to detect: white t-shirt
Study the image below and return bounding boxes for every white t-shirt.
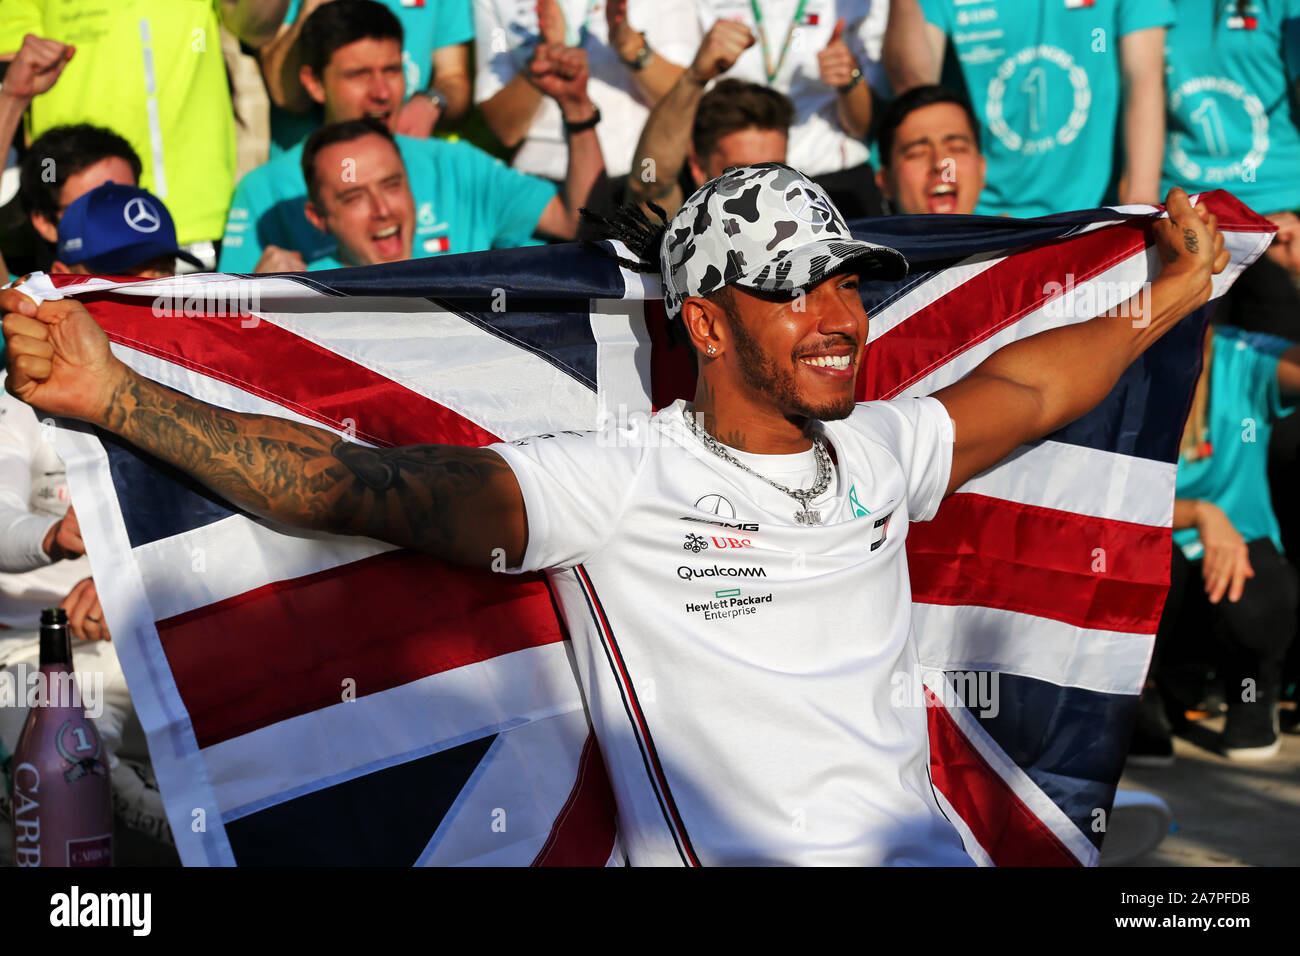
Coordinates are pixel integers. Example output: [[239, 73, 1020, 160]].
[[492, 397, 974, 866], [473, 0, 701, 181], [696, 0, 889, 176], [0, 384, 89, 629]]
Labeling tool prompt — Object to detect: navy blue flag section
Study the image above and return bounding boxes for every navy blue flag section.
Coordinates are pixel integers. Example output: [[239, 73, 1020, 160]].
[[18, 190, 1272, 866]]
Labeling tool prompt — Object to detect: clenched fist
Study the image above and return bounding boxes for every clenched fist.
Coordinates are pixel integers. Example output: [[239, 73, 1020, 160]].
[[1, 287, 124, 425], [1151, 187, 1230, 313], [2, 34, 75, 101], [688, 20, 755, 84], [255, 245, 308, 274]]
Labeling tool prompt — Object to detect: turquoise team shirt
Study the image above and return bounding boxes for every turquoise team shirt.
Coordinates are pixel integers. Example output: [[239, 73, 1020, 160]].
[[1162, 0, 1300, 214], [918, 0, 1175, 217], [1174, 327, 1298, 560], [270, 0, 475, 157], [217, 136, 556, 272]]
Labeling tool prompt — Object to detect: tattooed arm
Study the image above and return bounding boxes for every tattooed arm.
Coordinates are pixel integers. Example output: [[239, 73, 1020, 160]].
[[1, 292, 527, 567]]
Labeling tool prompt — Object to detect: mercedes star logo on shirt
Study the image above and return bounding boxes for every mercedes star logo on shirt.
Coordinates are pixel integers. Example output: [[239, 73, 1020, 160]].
[[695, 494, 736, 518], [124, 197, 162, 234]]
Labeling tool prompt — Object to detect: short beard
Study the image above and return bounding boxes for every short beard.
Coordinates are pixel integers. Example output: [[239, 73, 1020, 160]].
[[722, 290, 856, 423]]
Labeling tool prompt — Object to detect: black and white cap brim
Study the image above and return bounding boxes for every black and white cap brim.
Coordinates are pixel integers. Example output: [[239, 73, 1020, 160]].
[[732, 237, 908, 299]]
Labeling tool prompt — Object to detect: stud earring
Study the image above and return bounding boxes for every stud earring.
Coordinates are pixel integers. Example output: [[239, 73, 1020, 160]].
[[707, 346, 717, 355]]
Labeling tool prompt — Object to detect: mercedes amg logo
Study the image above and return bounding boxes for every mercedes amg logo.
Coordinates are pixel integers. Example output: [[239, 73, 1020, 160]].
[[123, 197, 161, 234], [694, 494, 736, 518], [783, 184, 834, 226]]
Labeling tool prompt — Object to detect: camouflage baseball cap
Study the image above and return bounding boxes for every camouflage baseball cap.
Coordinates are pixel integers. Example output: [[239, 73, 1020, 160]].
[[660, 163, 908, 319]]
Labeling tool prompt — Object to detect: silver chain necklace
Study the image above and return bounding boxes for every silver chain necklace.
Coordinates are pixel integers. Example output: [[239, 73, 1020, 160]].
[[682, 405, 832, 526]]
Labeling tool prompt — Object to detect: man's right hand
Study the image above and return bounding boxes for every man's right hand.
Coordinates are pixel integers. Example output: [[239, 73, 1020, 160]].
[[1193, 500, 1254, 604], [42, 504, 84, 562], [687, 20, 755, 84], [2, 34, 75, 102], [1, 289, 123, 425], [255, 245, 308, 274]]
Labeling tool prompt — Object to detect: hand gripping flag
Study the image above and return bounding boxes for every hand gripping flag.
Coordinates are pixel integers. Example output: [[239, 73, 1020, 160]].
[[17, 191, 1273, 866]]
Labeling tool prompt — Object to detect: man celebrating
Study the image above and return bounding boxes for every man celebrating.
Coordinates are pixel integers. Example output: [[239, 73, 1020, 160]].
[[219, 0, 603, 273], [296, 120, 416, 268], [2, 165, 1226, 864], [875, 85, 985, 217]]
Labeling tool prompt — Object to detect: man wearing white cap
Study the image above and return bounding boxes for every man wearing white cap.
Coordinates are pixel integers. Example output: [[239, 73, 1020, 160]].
[[1, 164, 1227, 865]]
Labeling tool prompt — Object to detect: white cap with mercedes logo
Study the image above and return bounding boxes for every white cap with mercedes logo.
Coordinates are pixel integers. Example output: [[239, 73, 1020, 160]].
[[659, 162, 909, 320]]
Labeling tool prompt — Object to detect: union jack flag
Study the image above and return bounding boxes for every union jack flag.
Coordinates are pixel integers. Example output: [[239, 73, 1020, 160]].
[[23, 190, 1272, 866]]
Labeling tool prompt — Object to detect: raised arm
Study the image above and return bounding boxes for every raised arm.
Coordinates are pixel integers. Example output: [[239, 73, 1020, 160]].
[[0, 291, 528, 568], [530, 43, 606, 240], [882, 0, 945, 93], [933, 188, 1229, 496], [604, 0, 687, 104], [625, 21, 754, 216], [219, 0, 293, 50], [1118, 26, 1166, 205]]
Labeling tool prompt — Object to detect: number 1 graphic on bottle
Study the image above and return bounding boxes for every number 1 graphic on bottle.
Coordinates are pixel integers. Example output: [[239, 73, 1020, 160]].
[[71, 725, 92, 752], [1191, 98, 1229, 158], [1020, 65, 1047, 133]]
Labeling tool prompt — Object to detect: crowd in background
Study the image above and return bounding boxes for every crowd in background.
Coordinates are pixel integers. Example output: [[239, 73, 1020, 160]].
[[2, 0, 1300, 859]]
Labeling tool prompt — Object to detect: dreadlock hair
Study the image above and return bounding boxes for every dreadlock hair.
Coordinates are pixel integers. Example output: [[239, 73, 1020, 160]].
[[579, 201, 669, 275], [580, 201, 697, 357]]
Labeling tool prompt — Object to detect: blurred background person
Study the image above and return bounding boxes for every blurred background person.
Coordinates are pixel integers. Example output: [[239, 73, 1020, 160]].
[[627, 73, 792, 219], [220, 1, 604, 274], [684, 1, 890, 217], [1163, 0, 1300, 246], [874, 83, 984, 216], [884, 0, 1171, 217], [476, 0, 694, 205], [13, 124, 141, 277], [51, 182, 204, 277], [1162, 1, 1300, 736], [0, 0, 292, 270], [0, 30, 73, 280], [279, 118, 417, 271], [0, 181, 190, 851], [260, 0, 474, 156], [1130, 323, 1300, 764]]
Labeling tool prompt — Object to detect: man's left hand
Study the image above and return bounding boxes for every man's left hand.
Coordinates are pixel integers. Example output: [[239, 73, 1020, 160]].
[[60, 577, 110, 642], [394, 93, 442, 138], [1151, 187, 1229, 311], [818, 19, 858, 89]]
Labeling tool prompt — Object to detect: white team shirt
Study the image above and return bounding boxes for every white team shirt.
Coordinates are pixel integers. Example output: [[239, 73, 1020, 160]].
[[473, 0, 701, 181], [493, 397, 974, 866], [0, 382, 89, 629], [696, 0, 889, 177]]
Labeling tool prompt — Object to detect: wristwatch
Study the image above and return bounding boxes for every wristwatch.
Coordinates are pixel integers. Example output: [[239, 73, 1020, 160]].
[[621, 33, 652, 71], [563, 106, 602, 134], [421, 86, 448, 112], [837, 67, 863, 94]]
